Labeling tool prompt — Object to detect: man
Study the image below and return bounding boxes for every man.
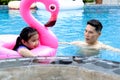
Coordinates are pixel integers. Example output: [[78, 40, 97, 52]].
[[60, 19, 120, 56]]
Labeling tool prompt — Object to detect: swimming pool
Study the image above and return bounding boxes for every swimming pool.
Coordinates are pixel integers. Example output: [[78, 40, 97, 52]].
[[0, 5, 120, 62]]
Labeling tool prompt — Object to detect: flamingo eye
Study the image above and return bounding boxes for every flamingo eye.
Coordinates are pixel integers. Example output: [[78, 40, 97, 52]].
[[49, 4, 56, 11]]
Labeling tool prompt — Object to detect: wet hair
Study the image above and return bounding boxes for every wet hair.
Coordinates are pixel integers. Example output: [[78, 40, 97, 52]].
[[87, 19, 103, 32], [13, 27, 38, 50]]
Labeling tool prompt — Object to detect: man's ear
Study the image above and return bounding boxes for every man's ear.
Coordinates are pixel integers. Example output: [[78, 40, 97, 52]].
[[99, 32, 101, 36]]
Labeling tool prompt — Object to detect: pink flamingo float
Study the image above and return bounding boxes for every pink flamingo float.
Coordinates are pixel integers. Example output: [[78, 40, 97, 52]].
[[0, 0, 59, 63]]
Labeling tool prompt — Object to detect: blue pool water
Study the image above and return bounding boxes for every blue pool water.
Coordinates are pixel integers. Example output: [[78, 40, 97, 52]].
[[0, 5, 120, 62]]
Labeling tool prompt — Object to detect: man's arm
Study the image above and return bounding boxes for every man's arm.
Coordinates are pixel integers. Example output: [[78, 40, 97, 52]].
[[101, 43, 120, 52], [59, 41, 84, 47]]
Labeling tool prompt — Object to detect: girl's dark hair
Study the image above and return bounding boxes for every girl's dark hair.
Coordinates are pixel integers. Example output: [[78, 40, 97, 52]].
[[87, 19, 103, 32], [13, 27, 38, 50]]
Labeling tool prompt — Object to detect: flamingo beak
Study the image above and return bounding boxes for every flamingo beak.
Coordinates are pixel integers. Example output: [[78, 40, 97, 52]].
[[44, 14, 57, 27], [44, 20, 56, 27]]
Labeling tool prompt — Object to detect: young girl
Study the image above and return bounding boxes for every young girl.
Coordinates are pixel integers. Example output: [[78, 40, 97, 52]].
[[13, 27, 39, 57]]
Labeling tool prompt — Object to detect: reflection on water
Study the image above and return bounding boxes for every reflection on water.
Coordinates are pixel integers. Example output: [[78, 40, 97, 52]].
[[58, 44, 100, 57], [77, 47, 100, 57], [99, 50, 120, 62]]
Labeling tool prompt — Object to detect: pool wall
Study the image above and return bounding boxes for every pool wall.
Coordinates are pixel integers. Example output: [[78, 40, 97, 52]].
[[0, 64, 120, 80], [0, 57, 120, 80], [0, 5, 8, 10]]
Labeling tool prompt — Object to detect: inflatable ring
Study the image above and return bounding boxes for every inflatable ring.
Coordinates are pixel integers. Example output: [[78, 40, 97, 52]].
[[0, 0, 59, 63]]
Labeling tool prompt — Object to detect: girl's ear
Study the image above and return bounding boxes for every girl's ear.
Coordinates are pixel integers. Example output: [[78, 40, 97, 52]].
[[21, 39, 26, 45]]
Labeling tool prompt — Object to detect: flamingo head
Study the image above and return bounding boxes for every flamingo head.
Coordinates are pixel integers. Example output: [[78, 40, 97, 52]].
[[42, 0, 60, 27]]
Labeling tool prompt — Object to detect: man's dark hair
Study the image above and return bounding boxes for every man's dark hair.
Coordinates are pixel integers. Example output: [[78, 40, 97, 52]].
[[87, 19, 103, 32]]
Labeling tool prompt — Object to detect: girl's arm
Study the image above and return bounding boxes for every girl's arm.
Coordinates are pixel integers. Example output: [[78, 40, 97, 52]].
[[18, 48, 35, 57]]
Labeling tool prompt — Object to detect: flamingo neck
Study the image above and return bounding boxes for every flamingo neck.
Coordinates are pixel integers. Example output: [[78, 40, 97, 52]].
[[20, 0, 43, 29]]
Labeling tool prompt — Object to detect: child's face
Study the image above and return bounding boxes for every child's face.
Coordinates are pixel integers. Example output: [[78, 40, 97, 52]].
[[23, 34, 39, 49]]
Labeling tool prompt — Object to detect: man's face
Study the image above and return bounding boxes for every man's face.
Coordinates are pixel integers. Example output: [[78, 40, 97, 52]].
[[84, 24, 100, 45]]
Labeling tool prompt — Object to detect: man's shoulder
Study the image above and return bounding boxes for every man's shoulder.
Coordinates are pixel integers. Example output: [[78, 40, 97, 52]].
[[97, 41, 104, 45]]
